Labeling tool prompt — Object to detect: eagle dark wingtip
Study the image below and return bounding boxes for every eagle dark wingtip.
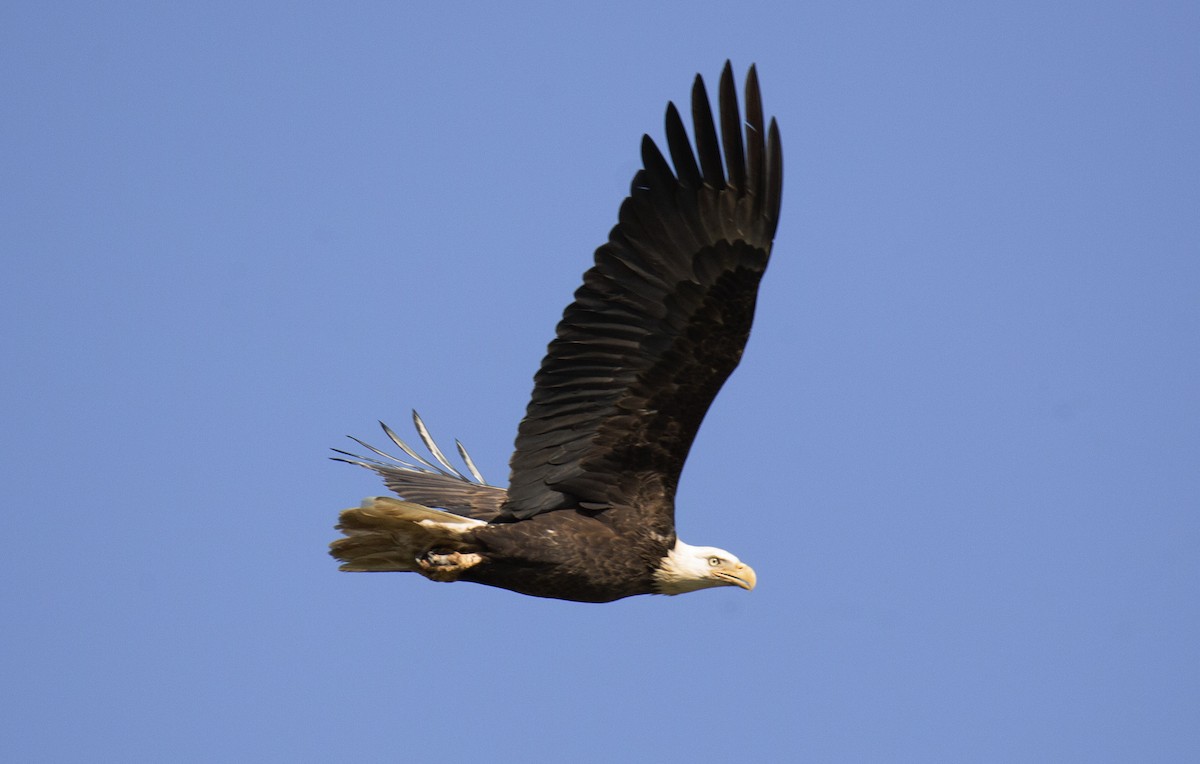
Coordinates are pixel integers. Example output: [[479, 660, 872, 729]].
[[743, 64, 767, 204], [765, 117, 784, 230], [664, 101, 700, 188], [718, 61, 746, 193], [640, 133, 675, 189], [690, 72, 724, 189]]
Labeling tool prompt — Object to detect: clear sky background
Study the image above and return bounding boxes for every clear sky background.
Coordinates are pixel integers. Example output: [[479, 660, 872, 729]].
[[3, 2, 1197, 762]]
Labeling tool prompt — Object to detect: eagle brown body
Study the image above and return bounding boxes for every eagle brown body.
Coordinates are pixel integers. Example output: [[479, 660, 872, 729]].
[[331, 63, 782, 602]]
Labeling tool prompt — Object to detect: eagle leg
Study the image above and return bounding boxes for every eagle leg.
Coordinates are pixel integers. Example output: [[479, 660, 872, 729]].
[[416, 549, 483, 582]]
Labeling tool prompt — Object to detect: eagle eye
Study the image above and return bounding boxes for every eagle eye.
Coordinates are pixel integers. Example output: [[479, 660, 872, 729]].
[[707, 556, 722, 567]]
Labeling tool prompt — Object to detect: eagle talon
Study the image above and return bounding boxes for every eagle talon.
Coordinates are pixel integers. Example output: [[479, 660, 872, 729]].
[[416, 549, 482, 581], [418, 551, 452, 570]]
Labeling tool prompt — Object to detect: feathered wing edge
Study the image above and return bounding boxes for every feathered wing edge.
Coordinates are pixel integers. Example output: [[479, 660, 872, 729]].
[[332, 411, 508, 521]]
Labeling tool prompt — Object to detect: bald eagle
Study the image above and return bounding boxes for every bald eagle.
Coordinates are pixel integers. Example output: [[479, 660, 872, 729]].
[[331, 62, 782, 602]]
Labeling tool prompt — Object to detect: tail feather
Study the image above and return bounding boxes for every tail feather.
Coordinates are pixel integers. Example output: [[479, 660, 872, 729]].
[[330, 497, 485, 573]]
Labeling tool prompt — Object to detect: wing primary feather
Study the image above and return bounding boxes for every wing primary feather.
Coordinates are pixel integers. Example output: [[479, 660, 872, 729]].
[[664, 102, 701, 188], [380, 420, 454, 476], [329, 448, 402, 470], [766, 117, 784, 229], [329, 453, 379, 470], [718, 61, 746, 193], [409, 411, 470, 480], [456, 439, 486, 484], [640, 135, 676, 188], [743, 64, 766, 203], [690, 74, 725, 189], [344, 435, 426, 470]]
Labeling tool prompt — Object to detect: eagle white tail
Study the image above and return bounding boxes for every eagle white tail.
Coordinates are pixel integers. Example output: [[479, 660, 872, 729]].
[[330, 497, 485, 573]]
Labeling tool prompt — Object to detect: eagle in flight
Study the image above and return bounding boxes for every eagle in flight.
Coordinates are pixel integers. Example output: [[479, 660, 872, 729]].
[[331, 62, 783, 602]]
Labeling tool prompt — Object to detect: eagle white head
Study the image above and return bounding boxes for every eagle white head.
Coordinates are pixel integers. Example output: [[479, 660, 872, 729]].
[[653, 539, 758, 595]]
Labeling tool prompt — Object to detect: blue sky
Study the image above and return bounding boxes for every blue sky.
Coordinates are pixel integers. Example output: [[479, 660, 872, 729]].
[[3, 1, 1197, 761]]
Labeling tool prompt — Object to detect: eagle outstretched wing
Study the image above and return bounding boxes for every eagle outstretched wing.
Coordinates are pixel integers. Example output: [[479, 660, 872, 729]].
[[500, 62, 783, 526]]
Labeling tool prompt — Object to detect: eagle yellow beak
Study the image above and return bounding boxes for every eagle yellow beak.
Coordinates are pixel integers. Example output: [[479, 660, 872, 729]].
[[715, 562, 757, 591]]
